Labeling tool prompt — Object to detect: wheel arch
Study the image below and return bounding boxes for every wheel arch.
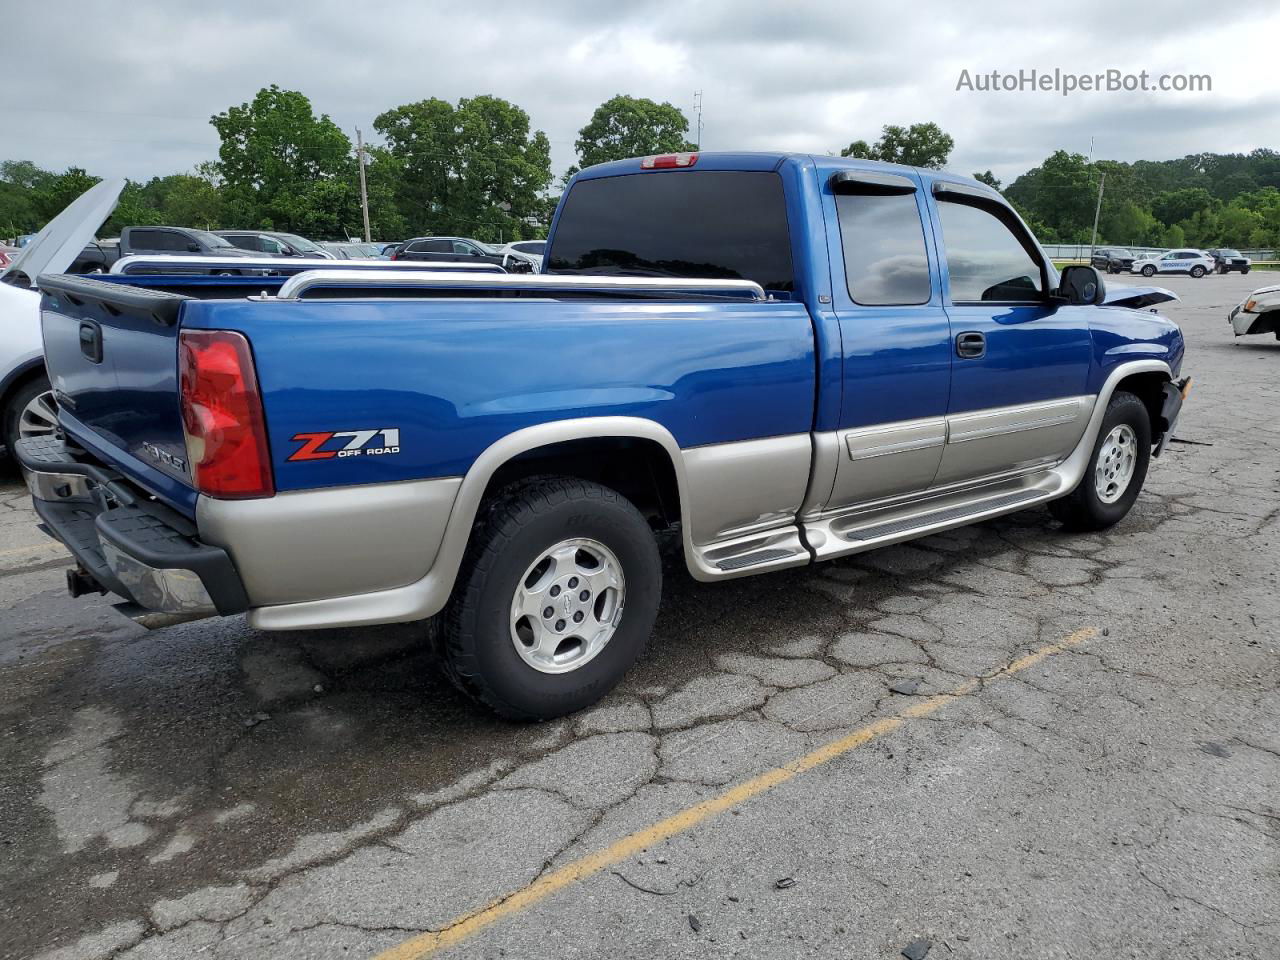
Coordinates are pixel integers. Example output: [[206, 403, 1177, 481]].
[[444, 417, 695, 586]]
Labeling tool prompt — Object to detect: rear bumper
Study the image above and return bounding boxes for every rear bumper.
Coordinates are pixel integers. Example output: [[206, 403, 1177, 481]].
[[15, 436, 248, 620]]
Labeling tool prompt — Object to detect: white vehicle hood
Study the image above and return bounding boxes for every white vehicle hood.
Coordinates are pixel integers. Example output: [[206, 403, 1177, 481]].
[[1102, 285, 1178, 310], [0, 178, 125, 287]]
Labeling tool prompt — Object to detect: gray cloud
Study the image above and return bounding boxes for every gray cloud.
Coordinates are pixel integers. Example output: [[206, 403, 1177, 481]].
[[1, 0, 1274, 187]]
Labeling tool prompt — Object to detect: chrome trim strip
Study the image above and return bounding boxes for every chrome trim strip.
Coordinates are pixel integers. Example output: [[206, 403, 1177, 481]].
[[946, 397, 1087, 444]]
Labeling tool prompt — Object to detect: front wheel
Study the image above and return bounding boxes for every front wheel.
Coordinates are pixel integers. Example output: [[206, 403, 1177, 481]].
[[441, 477, 662, 720], [1190, 265, 1206, 278], [1141, 265, 1157, 277], [1243, 266, 1251, 274], [1050, 391, 1151, 531]]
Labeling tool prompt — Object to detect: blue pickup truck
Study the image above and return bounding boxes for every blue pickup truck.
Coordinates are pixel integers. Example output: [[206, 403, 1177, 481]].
[[16, 152, 1188, 719]]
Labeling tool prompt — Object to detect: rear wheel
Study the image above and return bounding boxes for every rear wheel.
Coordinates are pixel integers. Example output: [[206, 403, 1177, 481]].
[[1141, 264, 1156, 277], [1050, 391, 1151, 531], [3, 375, 56, 457], [441, 477, 662, 720]]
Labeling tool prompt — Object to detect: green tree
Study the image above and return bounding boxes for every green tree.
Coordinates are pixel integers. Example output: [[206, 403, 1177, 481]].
[[1150, 187, 1215, 229], [1004, 151, 1096, 241], [573, 95, 696, 171], [375, 94, 552, 241], [30, 167, 101, 223], [840, 123, 954, 169], [0, 160, 51, 238], [974, 170, 1001, 190], [211, 85, 356, 234]]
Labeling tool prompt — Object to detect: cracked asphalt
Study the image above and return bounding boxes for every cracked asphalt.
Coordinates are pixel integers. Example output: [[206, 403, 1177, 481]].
[[1, 272, 1277, 960]]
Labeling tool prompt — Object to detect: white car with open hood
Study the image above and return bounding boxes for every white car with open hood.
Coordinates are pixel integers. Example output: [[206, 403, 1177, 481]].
[[0, 179, 125, 458], [1228, 283, 1280, 339]]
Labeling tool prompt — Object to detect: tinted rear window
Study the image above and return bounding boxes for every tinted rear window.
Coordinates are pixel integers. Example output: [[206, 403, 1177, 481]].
[[547, 171, 794, 292], [835, 192, 930, 305]]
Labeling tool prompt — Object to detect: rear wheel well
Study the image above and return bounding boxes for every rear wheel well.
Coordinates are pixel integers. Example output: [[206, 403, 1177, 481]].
[[1112, 371, 1169, 440], [480, 437, 681, 532]]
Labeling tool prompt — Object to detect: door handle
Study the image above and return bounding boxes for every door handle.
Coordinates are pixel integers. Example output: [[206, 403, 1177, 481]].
[[79, 320, 103, 364], [955, 331, 986, 359]]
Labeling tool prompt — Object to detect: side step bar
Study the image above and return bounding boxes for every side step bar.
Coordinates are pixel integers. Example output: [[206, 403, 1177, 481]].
[[842, 490, 1043, 542]]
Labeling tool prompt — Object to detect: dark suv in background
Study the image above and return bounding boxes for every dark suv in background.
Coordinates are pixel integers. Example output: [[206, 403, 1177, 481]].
[[1090, 247, 1137, 274], [1205, 249, 1252, 274], [215, 230, 335, 259], [392, 236, 536, 272]]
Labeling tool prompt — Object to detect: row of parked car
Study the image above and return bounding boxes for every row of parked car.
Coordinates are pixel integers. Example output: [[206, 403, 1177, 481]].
[[64, 225, 547, 274], [1090, 246, 1253, 278]]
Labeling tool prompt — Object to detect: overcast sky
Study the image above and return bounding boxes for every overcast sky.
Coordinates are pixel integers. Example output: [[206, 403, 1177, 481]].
[[3, 1, 1278, 187]]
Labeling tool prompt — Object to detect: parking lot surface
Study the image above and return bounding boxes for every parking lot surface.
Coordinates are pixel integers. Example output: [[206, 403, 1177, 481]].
[[1, 272, 1277, 960]]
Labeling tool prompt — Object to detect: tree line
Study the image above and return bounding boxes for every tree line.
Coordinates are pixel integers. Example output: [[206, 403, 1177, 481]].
[[4, 96, 1279, 251], [0, 88, 696, 244]]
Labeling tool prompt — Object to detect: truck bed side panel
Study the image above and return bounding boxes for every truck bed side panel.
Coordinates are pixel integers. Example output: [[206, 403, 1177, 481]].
[[178, 298, 818, 492]]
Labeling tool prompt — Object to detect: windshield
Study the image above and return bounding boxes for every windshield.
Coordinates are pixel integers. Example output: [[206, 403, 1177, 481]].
[[193, 230, 234, 249], [515, 241, 546, 255], [1112, 249, 1133, 258], [276, 233, 323, 254], [1222, 249, 1242, 257], [469, 239, 498, 255], [547, 171, 794, 291]]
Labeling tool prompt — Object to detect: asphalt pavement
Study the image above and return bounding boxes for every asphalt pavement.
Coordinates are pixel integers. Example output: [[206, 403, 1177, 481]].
[[1, 271, 1276, 960]]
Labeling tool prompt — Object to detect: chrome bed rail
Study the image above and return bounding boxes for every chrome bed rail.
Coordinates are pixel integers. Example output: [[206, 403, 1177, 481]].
[[109, 256, 503, 276], [272, 270, 768, 301]]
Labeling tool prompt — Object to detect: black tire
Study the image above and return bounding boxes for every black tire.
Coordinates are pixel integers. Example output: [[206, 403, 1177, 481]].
[[1190, 265, 1206, 278], [2, 375, 55, 458], [1141, 265, 1156, 277], [441, 477, 662, 720], [1050, 391, 1151, 532], [1243, 266, 1251, 274]]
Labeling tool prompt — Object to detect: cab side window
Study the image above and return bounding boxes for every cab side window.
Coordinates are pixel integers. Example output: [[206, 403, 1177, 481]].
[[835, 191, 931, 306], [937, 200, 1043, 303]]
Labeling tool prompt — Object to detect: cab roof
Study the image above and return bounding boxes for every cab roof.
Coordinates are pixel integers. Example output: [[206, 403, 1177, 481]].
[[572, 151, 999, 197]]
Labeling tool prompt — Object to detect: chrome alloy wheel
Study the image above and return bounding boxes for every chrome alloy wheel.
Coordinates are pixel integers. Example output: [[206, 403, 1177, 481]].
[[1095, 424, 1137, 504], [18, 389, 58, 440], [510, 537, 625, 674]]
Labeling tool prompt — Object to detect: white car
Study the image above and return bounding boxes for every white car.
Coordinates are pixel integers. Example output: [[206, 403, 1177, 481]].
[[1130, 248, 1215, 279], [495, 240, 546, 271], [1227, 283, 1280, 339], [0, 179, 124, 457]]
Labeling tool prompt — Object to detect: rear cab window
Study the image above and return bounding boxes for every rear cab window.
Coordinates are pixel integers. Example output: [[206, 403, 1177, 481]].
[[833, 182, 931, 306], [547, 170, 795, 294]]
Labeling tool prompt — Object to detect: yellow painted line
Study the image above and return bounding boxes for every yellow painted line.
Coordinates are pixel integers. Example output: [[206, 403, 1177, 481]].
[[373, 626, 1099, 960]]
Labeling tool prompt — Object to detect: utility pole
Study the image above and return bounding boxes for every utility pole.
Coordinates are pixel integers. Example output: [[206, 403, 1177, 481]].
[[1088, 172, 1106, 261], [355, 127, 372, 242], [692, 91, 703, 150]]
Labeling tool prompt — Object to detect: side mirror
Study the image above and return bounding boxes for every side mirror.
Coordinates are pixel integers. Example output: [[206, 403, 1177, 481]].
[[187, 242, 201, 252], [1055, 264, 1105, 306]]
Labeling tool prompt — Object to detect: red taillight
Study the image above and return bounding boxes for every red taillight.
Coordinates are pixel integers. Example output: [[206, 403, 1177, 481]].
[[179, 330, 274, 499], [640, 153, 698, 169]]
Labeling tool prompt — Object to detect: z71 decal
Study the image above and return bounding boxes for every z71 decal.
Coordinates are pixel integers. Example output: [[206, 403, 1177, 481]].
[[287, 429, 401, 462]]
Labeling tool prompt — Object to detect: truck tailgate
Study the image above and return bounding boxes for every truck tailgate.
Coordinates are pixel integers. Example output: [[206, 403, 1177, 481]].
[[39, 275, 197, 513]]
